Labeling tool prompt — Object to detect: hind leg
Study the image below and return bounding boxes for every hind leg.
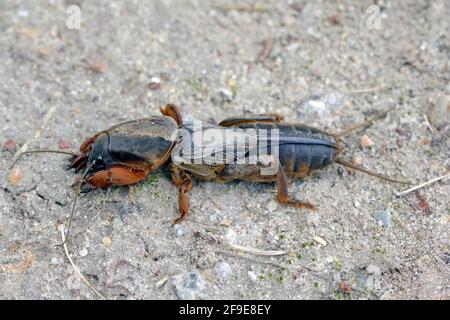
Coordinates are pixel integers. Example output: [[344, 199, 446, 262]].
[[275, 162, 316, 210], [219, 155, 316, 210]]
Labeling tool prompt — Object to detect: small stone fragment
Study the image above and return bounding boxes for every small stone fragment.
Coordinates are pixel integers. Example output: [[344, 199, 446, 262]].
[[58, 138, 71, 149], [372, 210, 391, 227], [79, 248, 88, 257], [171, 272, 206, 300], [227, 78, 237, 94], [3, 139, 16, 152], [267, 200, 278, 212], [215, 262, 232, 280], [313, 236, 327, 246], [306, 213, 320, 226], [148, 77, 161, 90], [366, 264, 381, 276], [247, 271, 257, 282], [428, 95, 450, 128], [8, 168, 22, 186], [89, 61, 107, 73], [218, 88, 233, 102], [101, 236, 112, 247], [360, 134, 374, 148], [174, 224, 184, 237]]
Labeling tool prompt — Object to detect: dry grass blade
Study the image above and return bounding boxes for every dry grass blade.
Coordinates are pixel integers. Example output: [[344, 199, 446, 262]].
[[228, 243, 287, 256], [60, 226, 106, 299], [396, 173, 450, 197]]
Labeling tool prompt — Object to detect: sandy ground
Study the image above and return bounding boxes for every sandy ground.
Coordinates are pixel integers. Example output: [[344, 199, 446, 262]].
[[0, 0, 449, 300]]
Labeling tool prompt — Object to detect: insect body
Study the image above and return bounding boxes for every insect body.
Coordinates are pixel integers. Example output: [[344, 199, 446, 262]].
[[14, 104, 410, 224]]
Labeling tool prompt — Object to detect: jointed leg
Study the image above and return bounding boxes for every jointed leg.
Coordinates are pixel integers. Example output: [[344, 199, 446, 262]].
[[82, 165, 149, 191], [219, 113, 284, 127], [161, 104, 183, 126], [169, 164, 193, 223], [276, 162, 316, 210], [219, 155, 316, 210]]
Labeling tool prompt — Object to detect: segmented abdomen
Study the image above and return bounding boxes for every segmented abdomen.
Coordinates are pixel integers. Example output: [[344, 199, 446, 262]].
[[238, 122, 338, 177]]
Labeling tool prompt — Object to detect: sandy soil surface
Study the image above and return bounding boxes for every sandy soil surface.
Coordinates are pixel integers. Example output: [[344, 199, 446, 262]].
[[0, 0, 449, 299]]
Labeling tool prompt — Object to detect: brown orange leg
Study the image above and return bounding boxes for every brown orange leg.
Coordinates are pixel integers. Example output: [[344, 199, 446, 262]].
[[83, 165, 148, 191], [79, 132, 102, 153], [68, 132, 103, 170], [160, 103, 183, 126], [218, 113, 284, 127], [276, 162, 316, 210], [169, 164, 193, 223]]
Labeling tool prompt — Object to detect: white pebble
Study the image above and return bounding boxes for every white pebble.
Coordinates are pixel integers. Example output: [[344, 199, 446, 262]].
[[247, 271, 257, 282], [215, 262, 232, 280], [174, 224, 184, 237], [267, 200, 278, 212], [313, 236, 327, 246], [367, 264, 381, 276], [79, 248, 88, 257]]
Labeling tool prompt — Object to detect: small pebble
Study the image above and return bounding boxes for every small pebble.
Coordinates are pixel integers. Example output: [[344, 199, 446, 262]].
[[50, 257, 62, 265], [171, 272, 206, 300], [360, 134, 374, 148], [79, 248, 88, 257], [8, 168, 22, 186], [17, 9, 29, 17], [58, 138, 71, 150], [366, 264, 381, 276], [148, 77, 161, 90], [267, 200, 278, 212], [247, 271, 257, 282], [313, 236, 327, 246], [174, 224, 184, 237], [2, 139, 16, 152], [372, 210, 391, 227], [428, 95, 450, 128], [215, 262, 232, 280], [101, 236, 112, 247], [218, 88, 233, 102], [306, 213, 320, 226], [227, 79, 237, 93], [89, 61, 107, 73]]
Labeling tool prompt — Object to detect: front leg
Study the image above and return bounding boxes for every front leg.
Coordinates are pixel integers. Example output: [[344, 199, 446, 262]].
[[169, 164, 193, 223], [81, 165, 149, 191], [160, 103, 183, 126]]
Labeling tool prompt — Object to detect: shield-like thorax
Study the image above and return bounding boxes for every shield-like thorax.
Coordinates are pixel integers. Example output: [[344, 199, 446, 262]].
[[95, 116, 178, 170]]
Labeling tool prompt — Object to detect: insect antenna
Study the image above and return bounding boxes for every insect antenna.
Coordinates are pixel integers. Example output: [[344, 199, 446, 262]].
[[12, 149, 78, 168], [335, 158, 412, 185], [56, 160, 96, 247]]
